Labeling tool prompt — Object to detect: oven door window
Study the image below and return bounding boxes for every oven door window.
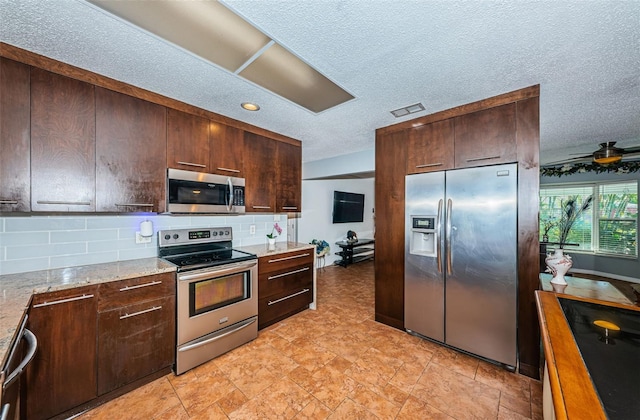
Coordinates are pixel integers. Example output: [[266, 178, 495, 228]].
[[189, 271, 250, 316], [169, 178, 229, 206]]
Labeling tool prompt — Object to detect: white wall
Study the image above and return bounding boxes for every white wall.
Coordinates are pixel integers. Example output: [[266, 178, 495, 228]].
[[298, 178, 375, 266], [0, 214, 287, 275], [303, 149, 374, 180]]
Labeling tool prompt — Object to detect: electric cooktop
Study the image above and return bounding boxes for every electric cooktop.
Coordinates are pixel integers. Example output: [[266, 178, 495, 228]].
[[559, 298, 640, 419]]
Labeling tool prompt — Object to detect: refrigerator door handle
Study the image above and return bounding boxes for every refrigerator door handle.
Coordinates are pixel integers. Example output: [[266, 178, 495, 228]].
[[446, 198, 453, 275], [436, 198, 443, 273]]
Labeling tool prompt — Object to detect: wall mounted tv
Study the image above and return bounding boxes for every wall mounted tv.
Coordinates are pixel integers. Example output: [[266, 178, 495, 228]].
[[332, 191, 365, 223]]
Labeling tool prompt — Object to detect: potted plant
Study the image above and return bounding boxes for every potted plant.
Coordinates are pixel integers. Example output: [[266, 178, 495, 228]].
[[545, 195, 592, 285]]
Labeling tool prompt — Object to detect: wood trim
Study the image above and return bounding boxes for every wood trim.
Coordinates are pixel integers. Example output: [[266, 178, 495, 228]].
[[0, 42, 300, 146], [535, 291, 607, 420], [376, 85, 540, 135], [515, 96, 541, 378]]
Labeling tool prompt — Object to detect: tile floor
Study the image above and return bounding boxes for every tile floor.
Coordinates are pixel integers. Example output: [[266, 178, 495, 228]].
[[78, 260, 542, 419]]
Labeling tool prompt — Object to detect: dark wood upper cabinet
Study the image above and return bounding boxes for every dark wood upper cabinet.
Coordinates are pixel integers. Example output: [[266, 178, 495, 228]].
[[25, 286, 98, 420], [454, 103, 517, 168], [30, 68, 96, 212], [406, 119, 455, 174], [276, 141, 302, 212], [96, 87, 167, 212], [209, 123, 244, 177], [167, 108, 210, 172], [244, 132, 277, 212], [0, 57, 30, 212]]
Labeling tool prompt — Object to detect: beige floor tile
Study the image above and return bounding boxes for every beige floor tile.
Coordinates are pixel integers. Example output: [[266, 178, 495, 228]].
[[328, 398, 378, 420], [397, 395, 453, 419], [350, 383, 402, 420], [412, 363, 501, 420], [294, 397, 332, 419], [175, 370, 237, 415], [152, 403, 190, 420], [475, 360, 531, 399], [500, 391, 532, 418], [430, 346, 480, 379]]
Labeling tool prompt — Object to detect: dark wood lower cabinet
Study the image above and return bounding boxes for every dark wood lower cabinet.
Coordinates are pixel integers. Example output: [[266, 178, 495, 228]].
[[25, 286, 98, 420], [258, 249, 314, 329], [97, 295, 175, 395], [24, 273, 176, 419]]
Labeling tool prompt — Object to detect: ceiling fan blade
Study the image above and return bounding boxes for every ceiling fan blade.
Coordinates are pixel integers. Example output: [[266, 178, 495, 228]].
[[621, 145, 640, 154], [544, 155, 593, 166]]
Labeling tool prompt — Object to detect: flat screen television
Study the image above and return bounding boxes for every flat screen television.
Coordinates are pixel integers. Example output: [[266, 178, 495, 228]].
[[332, 191, 365, 223]]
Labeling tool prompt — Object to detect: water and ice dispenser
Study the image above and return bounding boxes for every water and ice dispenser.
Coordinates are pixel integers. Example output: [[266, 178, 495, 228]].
[[409, 216, 437, 257]]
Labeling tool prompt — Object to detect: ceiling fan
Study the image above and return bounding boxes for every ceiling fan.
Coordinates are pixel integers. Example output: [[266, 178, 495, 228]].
[[547, 142, 640, 166]]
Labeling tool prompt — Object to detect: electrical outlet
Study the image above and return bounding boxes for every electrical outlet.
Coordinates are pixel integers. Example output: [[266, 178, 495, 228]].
[[249, 224, 256, 235], [135, 232, 152, 244]]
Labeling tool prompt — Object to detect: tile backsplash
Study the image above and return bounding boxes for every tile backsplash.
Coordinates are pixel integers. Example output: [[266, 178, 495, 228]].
[[0, 214, 287, 275]]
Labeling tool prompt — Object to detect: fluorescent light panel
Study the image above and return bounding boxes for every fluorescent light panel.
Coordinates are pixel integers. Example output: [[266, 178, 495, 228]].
[[88, 0, 354, 113]]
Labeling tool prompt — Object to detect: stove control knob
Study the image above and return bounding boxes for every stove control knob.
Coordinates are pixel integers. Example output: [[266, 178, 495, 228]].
[[225, 230, 230, 236], [173, 234, 179, 240], [219, 230, 225, 237], [164, 234, 171, 240], [212, 231, 218, 236]]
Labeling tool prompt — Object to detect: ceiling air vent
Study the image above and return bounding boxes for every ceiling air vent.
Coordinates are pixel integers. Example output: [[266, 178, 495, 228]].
[[390, 103, 425, 118]]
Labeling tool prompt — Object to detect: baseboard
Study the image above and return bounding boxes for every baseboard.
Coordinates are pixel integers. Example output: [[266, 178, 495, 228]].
[[519, 362, 540, 380], [374, 313, 404, 330]]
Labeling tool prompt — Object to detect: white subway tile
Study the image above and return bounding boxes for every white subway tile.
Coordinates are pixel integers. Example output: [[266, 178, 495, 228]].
[[5, 217, 86, 232], [51, 229, 118, 243], [50, 251, 118, 270], [0, 232, 49, 246], [0, 257, 50, 275], [7, 243, 86, 259]]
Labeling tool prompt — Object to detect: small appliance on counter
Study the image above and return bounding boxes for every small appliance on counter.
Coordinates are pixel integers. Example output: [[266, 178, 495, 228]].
[[158, 227, 257, 375]]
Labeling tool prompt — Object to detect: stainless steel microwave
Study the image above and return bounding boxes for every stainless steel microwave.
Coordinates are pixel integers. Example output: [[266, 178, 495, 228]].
[[167, 169, 245, 214]]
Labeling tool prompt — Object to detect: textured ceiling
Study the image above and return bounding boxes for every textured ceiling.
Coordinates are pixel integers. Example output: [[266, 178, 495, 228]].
[[2, 0, 639, 165]]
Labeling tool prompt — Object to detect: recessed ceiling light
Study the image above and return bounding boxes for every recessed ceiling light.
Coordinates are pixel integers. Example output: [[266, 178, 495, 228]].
[[241, 102, 260, 111], [391, 102, 425, 118]]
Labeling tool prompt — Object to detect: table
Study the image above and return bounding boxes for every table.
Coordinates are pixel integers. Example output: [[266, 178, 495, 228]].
[[334, 239, 375, 267]]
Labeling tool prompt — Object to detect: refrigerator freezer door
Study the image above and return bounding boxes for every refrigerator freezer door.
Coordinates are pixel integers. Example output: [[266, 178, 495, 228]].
[[405, 171, 445, 341], [445, 163, 518, 367]]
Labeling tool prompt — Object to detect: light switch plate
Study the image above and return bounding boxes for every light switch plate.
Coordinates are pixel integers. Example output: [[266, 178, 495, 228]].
[[249, 224, 256, 235]]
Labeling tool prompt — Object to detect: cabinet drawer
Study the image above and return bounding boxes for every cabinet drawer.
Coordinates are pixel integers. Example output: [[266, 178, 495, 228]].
[[259, 263, 313, 298], [258, 286, 313, 329], [97, 295, 175, 395], [258, 249, 314, 274], [98, 272, 175, 311]]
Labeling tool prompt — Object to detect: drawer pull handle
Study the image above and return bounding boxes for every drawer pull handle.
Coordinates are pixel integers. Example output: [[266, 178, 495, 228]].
[[466, 155, 501, 162], [268, 267, 310, 280], [115, 203, 154, 207], [119, 280, 162, 292], [282, 206, 298, 210], [268, 253, 311, 263], [268, 289, 310, 306], [415, 163, 442, 168], [216, 167, 240, 173], [33, 294, 94, 308], [36, 200, 91, 206], [0, 200, 18, 205], [177, 161, 206, 168], [120, 306, 162, 320], [252, 205, 271, 209]]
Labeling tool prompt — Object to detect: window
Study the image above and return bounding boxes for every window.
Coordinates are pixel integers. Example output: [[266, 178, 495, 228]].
[[540, 181, 638, 257]]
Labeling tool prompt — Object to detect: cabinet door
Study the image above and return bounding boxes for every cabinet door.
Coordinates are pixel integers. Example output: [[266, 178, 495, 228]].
[[0, 58, 31, 212], [167, 108, 210, 172], [454, 103, 517, 168], [25, 286, 98, 420], [210, 123, 244, 177], [276, 141, 302, 212], [244, 132, 277, 212], [97, 295, 175, 395], [406, 119, 454, 174], [30, 68, 96, 212], [96, 87, 167, 212]]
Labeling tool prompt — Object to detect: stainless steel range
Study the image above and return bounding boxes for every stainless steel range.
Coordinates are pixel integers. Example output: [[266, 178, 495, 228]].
[[158, 227, 257, 375]]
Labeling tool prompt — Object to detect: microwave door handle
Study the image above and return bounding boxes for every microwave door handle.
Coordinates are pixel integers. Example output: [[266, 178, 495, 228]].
[[227, 177, 234, 211]]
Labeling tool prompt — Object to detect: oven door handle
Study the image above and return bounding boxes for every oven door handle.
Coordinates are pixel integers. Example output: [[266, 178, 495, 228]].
[[178, 317, 256, 352], [178, 260, 257, 282]]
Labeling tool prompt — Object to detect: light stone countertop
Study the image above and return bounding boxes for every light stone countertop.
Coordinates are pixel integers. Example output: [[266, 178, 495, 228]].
[[0, 258, 177, 370], [238, 241, 316, 258]]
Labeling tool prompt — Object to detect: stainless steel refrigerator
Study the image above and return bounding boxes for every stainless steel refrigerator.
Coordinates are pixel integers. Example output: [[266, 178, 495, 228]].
[[405, 163, 518, 368]]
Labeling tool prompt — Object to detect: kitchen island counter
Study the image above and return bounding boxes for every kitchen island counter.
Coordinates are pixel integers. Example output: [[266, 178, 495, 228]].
[[536, 290, 639, 419], [0, 258, 176, 369]]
